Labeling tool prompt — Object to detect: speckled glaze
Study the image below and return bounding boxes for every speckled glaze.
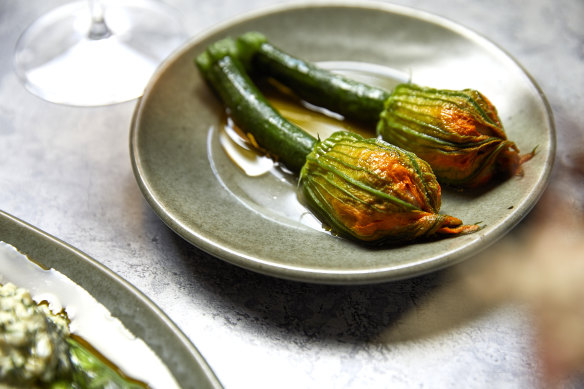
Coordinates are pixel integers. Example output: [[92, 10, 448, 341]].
[[0, 211, 223, 389], [130, 1, 554, 284]]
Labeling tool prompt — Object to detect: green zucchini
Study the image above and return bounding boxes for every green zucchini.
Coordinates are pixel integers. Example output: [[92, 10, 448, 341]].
[[196, 38, 316, 173], [237, 32, 391, 125]]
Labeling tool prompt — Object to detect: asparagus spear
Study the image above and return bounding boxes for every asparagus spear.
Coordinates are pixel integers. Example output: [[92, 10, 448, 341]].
[[196, 38, 478, 244], [64, 338, 145, 389]]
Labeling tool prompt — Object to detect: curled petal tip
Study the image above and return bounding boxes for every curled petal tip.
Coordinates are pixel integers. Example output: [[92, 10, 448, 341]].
[[437, 221, 482, 236]]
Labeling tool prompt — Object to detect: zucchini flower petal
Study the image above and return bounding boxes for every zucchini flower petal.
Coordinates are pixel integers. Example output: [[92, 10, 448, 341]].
[[377, 83, 527, 187], [299, 131, 479, 243]]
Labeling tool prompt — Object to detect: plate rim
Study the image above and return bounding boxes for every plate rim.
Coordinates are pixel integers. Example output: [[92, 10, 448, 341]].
[[130, 0, 556, 285], [0, 210, 223, 389]]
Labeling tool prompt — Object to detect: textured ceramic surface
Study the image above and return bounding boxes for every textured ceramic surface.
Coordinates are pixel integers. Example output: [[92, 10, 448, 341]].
[[0, 210, 223, 389], [130, 2, 554, 284]]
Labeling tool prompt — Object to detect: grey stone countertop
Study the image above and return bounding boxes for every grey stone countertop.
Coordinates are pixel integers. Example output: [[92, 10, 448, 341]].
[[1, 0, 583, 388]]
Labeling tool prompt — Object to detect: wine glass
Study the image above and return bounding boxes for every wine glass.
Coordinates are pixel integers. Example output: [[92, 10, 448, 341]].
[[13, 0, 187, 106]]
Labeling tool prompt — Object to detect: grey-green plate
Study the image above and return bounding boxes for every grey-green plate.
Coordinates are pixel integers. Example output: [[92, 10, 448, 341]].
[[130, 1, 555, 285], [0, 210, 223, 389]]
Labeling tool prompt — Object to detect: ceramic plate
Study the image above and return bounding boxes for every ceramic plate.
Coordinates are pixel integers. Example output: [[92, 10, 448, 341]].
[[0, 210, 222, 389], [130, 1, 555, 284]]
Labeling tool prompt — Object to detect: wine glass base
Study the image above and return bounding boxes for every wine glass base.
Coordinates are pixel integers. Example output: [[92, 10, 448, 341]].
[[14, 0, 187, 106]]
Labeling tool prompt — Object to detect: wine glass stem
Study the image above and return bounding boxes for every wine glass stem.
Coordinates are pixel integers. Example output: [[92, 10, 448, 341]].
[[88, 0, 111, 39]]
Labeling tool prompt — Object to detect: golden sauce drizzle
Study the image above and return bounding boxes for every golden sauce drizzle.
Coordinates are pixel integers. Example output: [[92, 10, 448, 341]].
[[219, 117, 275, 176]]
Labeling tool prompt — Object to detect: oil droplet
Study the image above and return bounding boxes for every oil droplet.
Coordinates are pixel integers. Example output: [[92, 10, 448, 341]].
[[219, 117, 274, 176]]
